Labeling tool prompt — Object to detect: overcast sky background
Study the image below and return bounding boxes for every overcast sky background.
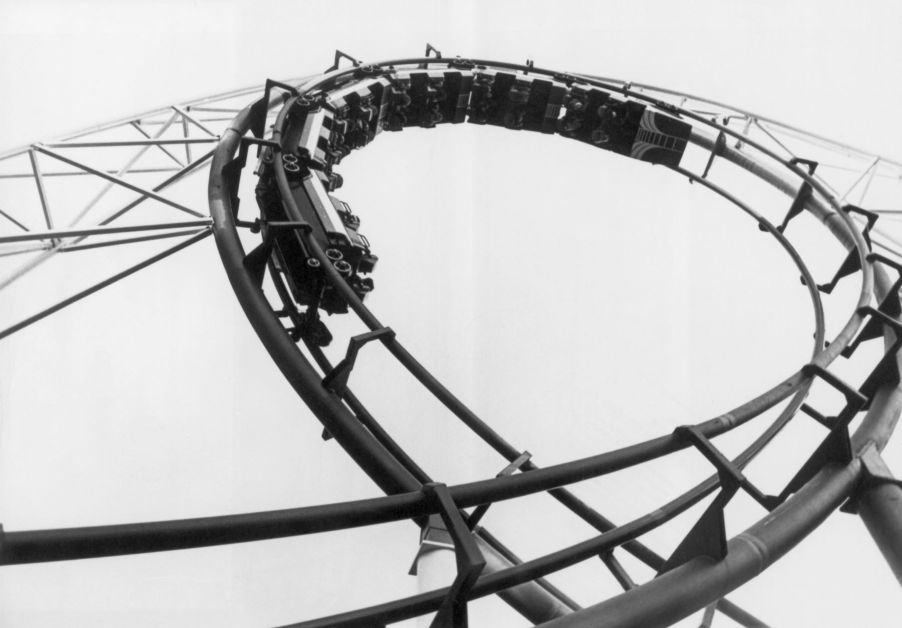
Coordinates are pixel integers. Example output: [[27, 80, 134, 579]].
[[0, 1, 901, 626]]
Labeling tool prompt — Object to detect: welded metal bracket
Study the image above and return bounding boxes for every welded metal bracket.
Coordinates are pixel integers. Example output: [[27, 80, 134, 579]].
[[417, 43, 443, 70], [656, 424, 787, 575], [327, 50, 361, 72], [841, 443, 902, 514], [799, 364, 868, 427], [701, 131, 726, 179], [867, 252, 902, 277], [243, 239, 272, 287], [803, 363, 869, 417], [791, 157, 819, 174], [421, 483, 486, 628], [247, 80, 298, 139], [772, 364, 866, 502], [777, 423, 853, 503], [221, 147, 248, 216], [857, 337, 902, 407], [777, 158, 818, 233], [838, 303, 902, 411], [842, 302, 902, 359], [674, 425, 781, 511], [752, 364, 871, 505], [842, 253, 902, 354], [467, 451, 532, 529], [817, 205, 878, 294], [221, 137, 283, 218], [817, 250, 862, 294], [777, 181, 811, 233], [322, 327, 396, 394], [409, 513, 455, 576], [657, 484, 738, 576], [799, 403, 837, 429], [730, 115, 754, 150]]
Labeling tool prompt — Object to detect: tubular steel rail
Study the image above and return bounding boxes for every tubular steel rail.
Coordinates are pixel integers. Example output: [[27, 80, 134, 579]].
[[0, 50, 901, 627]]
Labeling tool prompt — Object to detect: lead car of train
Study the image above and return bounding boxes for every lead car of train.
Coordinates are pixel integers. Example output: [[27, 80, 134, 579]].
[[254, 63, 693, 345]]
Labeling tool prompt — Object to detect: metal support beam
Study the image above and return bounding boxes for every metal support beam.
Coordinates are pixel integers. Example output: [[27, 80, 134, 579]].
[[172, 105, 217, 137], [0, 149, 214, 292], [130, 121, 186, 167], [0, 167, 182, 180], [62, 111, 180, 228], [60, 228, 207, 253], [0, 207, 28, 231], [45, 138, 218, 148], [599, 551, 636, 590], [0, 230, 211, 341], [855, 444, 902, 584], [34, 145, 205, 219], [0, 219, 211, 244]]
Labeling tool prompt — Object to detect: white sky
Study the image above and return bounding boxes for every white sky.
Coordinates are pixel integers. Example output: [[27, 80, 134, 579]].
[[0, 1, 901, 626]]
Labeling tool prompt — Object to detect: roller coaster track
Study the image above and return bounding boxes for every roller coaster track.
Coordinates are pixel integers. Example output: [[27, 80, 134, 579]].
[[1, 51, 901, 627]]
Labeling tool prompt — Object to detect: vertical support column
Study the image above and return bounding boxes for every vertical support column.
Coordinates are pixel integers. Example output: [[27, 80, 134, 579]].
[[855, 444, 902, 585]]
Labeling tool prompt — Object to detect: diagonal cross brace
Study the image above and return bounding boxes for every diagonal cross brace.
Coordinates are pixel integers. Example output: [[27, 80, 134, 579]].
[[33, 145, 205, 219]]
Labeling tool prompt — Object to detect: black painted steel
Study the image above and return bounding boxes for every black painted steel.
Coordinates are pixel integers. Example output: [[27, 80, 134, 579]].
[[1, 55, 898, 628]]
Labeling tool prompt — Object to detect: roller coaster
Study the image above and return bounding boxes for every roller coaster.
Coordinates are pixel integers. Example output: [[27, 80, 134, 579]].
[[0, 48, 901, 626]]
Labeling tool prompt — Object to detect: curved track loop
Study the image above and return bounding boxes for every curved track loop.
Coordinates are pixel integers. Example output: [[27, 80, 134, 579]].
[[208, 57, 899, 626], [1, 54, 901, 628]]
